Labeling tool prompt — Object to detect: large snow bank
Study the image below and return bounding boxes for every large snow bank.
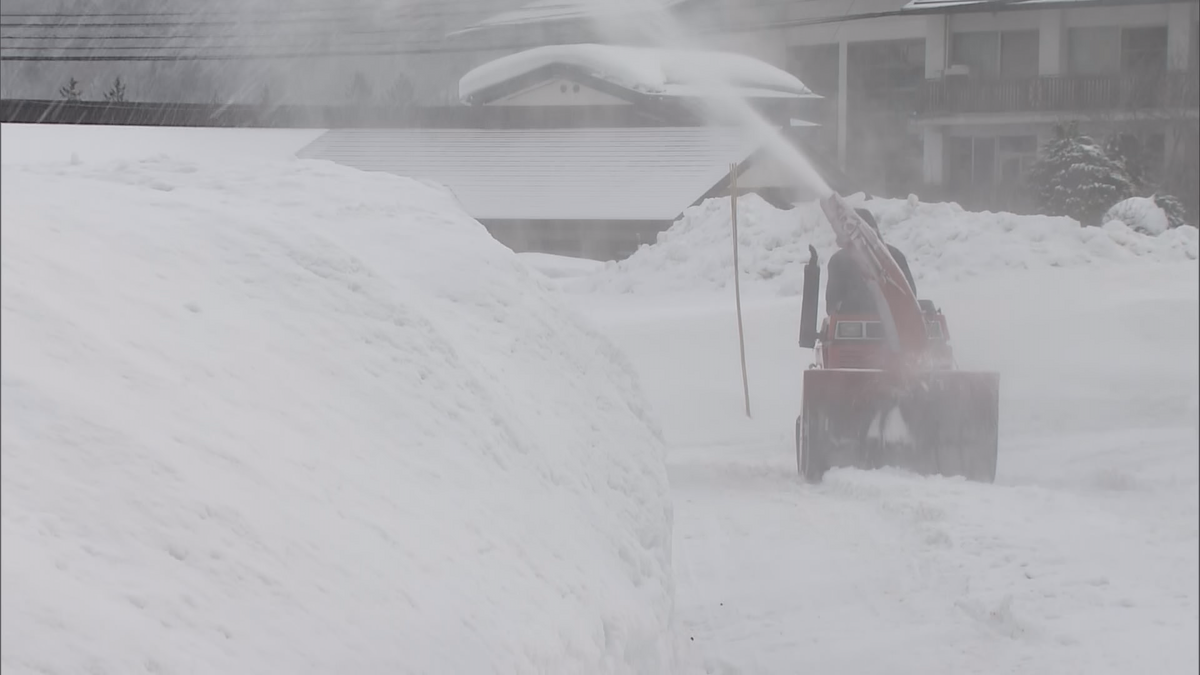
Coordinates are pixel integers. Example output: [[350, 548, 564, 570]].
[[569, 193, 1200, 296], [460, 43, 817, 102], [0, 151, 675, 674]]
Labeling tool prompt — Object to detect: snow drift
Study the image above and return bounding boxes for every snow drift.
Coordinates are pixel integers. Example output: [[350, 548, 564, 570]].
[[0, 151, 675, 674], [570, 194, 1200, 296]]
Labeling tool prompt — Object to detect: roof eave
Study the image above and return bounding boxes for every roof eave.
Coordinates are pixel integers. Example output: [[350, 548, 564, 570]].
[[900, 0, 1167, 16]]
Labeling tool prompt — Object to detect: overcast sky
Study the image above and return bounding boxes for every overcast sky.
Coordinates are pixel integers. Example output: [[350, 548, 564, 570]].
[[0, 0, 538, 104]]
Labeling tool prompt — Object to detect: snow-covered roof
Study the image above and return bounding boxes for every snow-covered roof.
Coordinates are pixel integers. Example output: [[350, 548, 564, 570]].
[[297, 127, 760, 222], [453, 0, 695, 34], [460, 44, 819, 104]]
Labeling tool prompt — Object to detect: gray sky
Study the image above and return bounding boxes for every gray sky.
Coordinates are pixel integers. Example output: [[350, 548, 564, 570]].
[[0, 0, 536, 103]]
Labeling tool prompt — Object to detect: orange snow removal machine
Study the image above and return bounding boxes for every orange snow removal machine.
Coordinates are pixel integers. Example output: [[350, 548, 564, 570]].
[[795, 194, 1000, 483]]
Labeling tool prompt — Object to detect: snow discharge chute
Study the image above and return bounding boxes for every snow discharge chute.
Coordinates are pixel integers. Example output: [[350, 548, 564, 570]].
[[795, 194, 1001, 482]]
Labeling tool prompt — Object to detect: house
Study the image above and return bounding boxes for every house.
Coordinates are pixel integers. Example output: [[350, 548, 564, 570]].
[[457, 42, 820, 127], [298, 126, 779, 260], [456, 0, 1200, 213], [297, 45, 847, 261]]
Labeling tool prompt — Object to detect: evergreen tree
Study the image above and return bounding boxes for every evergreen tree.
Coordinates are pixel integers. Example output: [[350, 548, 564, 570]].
[[1153, 193, 1191, 229], [1027, 122, 1134, 225], [103, 76, 127, 103], [1103, 132, 1148, 195], [58, 77, 83, 101]]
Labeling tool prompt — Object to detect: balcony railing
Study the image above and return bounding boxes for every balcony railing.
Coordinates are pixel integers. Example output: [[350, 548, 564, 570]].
[[918, 71, 1199, 116]]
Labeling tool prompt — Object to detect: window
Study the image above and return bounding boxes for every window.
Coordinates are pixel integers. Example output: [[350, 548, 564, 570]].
[[951, 30, 1039, 78], [946, 135, 1034, 209], [997, 135, 1038, 183], [1000, 31, 1039, 79], [971, 136, 996, 187], [997, 136, 1038, 154], [1069, 26, 1168, 75], [952, 31, 1000, 76], [847, 39, 926, 92], [1121, 26, 1168, 74], [1068, 26, 1122, 74], [945, 136, 975, 191]]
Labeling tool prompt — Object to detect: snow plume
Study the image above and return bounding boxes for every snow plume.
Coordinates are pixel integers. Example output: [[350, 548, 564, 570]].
[[567, 194, 1200, 296], [0, 153, 675, 674]]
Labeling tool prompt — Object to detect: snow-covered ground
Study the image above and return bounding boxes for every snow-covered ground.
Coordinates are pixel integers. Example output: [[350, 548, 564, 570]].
[[0, 125, 675, 675], [3, 123, 1197, 675], [569, 205, 1199, 673]]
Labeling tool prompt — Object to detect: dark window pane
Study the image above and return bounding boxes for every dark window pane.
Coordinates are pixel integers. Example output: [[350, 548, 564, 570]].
[[952, 31, 1000, 76], [1000, 31, 1039, 78], [945, 136, 974, 190], [1068, 26, 1121, 74], [997, 135, 1037, 153], [972, 137, 996, 185], [1121, 26, 1167, 74]]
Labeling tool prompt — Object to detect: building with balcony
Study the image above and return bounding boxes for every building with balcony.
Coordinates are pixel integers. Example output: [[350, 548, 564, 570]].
[[912, 0, 1199, 212], [458, 0, 1199, 213]]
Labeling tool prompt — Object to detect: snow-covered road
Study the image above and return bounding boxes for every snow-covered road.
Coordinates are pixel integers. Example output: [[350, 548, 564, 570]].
[[575, 264, 1199, 674]]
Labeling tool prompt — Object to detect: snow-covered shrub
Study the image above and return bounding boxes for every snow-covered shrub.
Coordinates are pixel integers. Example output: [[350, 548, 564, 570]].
[[1104, 194, 1193, 235], [1028, 122, 1134, 226], [1104, 196, 1171, 235]]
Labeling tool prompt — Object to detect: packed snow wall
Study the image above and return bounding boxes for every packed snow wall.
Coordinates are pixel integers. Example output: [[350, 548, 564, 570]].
[[0, 131, 676, 675]]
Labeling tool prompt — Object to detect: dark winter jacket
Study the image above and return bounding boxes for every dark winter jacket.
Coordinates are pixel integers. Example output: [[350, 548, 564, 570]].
[[825, 244, 917, 316]]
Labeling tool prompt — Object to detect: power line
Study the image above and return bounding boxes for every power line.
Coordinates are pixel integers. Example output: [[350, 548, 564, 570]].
[[0, 3, 927, 62], [0, 41, 560, 61], [0, 1, 549, 28]]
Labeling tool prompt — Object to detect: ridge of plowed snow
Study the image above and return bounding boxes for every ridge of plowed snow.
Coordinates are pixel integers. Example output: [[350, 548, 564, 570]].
[[569, 194, 1199, 296], [0, 155, 675, 674]]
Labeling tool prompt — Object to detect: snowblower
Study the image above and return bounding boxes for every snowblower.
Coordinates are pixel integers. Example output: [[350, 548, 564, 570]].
[[795, 194, 1000, 483]]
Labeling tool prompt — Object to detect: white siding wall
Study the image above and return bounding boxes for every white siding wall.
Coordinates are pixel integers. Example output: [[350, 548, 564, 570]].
[[1039, 9, 1067, 75], [490, 79, 632, 106], [925, 15, 948, 77]]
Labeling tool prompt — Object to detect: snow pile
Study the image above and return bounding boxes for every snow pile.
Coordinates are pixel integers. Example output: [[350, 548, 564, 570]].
[[568, 193, 1200, 296], [0, 152, 675, 674], [459, 43, 817, 102], [518, 251, 608, 279]]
